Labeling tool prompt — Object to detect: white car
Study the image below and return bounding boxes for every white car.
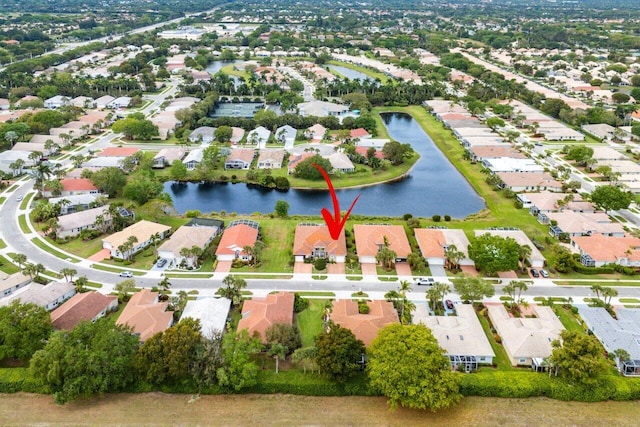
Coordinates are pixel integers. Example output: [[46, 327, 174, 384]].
[[16, 196, 23, 202], [415, 277, 435, 286], [119, 271, 133, 278]]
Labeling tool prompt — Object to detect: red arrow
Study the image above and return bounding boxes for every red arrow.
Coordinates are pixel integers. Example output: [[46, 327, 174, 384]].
[[312, 163, 360, 240]]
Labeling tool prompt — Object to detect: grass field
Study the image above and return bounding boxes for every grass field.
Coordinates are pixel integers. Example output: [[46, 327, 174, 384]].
[[296, 299, 327, 347], [30, 238, 81, 263], [1, 393, 639, 426]]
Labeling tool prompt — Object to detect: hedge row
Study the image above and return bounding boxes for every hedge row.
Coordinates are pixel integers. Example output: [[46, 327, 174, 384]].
[[0, 368, 47, 394], [458, 371, 640, 402]]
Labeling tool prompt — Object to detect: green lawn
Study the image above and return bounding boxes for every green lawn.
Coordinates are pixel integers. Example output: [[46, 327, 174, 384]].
[[51, 236, 104, 259], [327, 60, 391, 83], [18, 215, 30, 233], [164, 272, 213, 279], [0, 239, 5, 249], [476, 307, 515, 371], [19, 193, 33, 210], [297, 299, 328, 347], [0, 254, 20, 274], [91, 263, 145, 275], [554, 306, 584, 333], [30, 238, 81, 263], [101, 247, 156, 270], [0, 197, 5, 205]]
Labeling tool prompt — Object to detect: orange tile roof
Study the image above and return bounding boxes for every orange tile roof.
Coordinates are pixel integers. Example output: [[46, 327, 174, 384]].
[[330, 299, 399, 346], [61, 178, 98, 192], [293, 224, 346, 258], [116, 289, 173, 341], [414, 229, 446, 258], [353, 224, 411, 258], [215, 224, 259, 256], [354, 146, 385, 159], [572, 235, 640, 263], [50, 291, 118, 330], [97, 147, 140, 157], [237, 292, 294, 342], [350, 128, 370, 138]]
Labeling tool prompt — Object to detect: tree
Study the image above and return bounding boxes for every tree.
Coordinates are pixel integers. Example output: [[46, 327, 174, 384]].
[[13, 253, 27, 269], [368, 324, 461, 411], [451, 275, 495, 304], [216, 329, 263, 391], [601, 286, 618, 306], [267, 343, 288, 374], [115, 279, 136, 302], [0, 300, 53, 361], [565, 145, 594, 166], [314, 323, 365, 382], [590, 185, 632, 213], [550, 330, 608, 385], [502, 280, 529, 309], [123, 176, 163, 205], [486, 117, 505, 130], [169, 159, 188, 181], [265, 323, 301, 353], [135, 318, 203, 385], [30, 320, 139, 404], [444, 244, 464, 271], [60, 267, 77, 283], [294, 154, 332, 179], [517, 244, 532, 273], [216, 275, 247, 307], [190, 331, 224, 390], [468, 233, 520, 276], [90, 167, 127, 197], [292, 346, 318, 374], [74, 276, 89, 293], [215, 126, 233, 142], [382, 141, 412, 165], [274, 200, 289, 218]]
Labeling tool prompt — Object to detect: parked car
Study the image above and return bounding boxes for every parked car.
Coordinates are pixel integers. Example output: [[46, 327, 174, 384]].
[[530, 268, 540, 278], [540, 269, 549, 278], [119, 271, 133, 278], [445, 300, 455, 310], [15, 196, 23, 202], [415, 277, 435, 286], [156, 258, 167, 268]]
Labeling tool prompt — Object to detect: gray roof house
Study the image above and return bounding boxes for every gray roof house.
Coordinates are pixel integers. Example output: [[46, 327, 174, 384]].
[[413, 303, 495, 371], [0, 281, 76, 311], [183, 149, 204, 170], [275, 125, 296, 149], [44, 95, 70, 109], [257, 149, 285, 169], [157, 220, 222, 268], [153, 147, 185, 168], [107, 96, 132, 109], [179, 297, 231, 339], [0, 272, 31, 298], [57, 206, 111, 239], [95, 95, 116, 109], [50, 194, 100, 215], [0, 150, 31, 176], [328, 152, 355, 173], [188, 126, 217, 144], [487, 304, 564, 367], [298, 100, 349, 118], [246, 126, 271, 148]]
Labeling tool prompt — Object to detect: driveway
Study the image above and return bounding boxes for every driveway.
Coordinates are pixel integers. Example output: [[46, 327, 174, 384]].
[[294, 262, 312, 274], [395, 262, 412, 277], [430, 264, 447, 278], [215, 260, 232, 273], [361, 263, 377, 277]]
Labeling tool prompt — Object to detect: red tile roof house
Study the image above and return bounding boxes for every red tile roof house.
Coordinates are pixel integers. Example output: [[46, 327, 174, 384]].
[[293, 224, 347, 263], [287, 152, 314, 174], [215, 222, 260, 262], [50, 291, 118, 330], [330, 299, 399, 346], [353, 224, 412, 264], [116, 289, 173, 342], [43, 178, 101, 197], [571, 235, 640, 267], [237, 292, 294, 343], [97, 147, 140, 158], [350, 128, 371, 140], [414, 228, 474, 268]]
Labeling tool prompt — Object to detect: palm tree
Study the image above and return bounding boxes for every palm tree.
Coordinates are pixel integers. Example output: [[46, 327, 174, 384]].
[[74, 276, 88, 293], [601, 286, 618, 306], [518, 244, 532, 274], [590, 284, 603, 302], [149, 232, 161, 257], [60, 267, 77, 283], [426, 287, 440, 312], [115, 279, 136, 302], [444, 244, 464, 271], [13, 253, 27, 269], [22, 262, 37, 280], [158, 277, 172, 300], [268, 343, 288, 374]]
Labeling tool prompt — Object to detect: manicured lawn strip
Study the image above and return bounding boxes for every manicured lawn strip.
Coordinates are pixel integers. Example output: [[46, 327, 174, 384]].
[[100, 248, 156, 270], [91, 264, 145, 275], [19, 193, 33, 210], [476, 307, 514, 371], [18, 215, 30, 234], [86, 281, 103, 289], [0, 254, 20, 274], [346, 275, 363, 281], [0, 197, 5, 204], [296, 291, 335, 297], [297, 299, 328, 347], [312, 275, 327, 280], [233, 274, 293, 280], [554, 280, 640, 285], [620, 298, 640, 303], [327, 60, 391, 83], [0, 239, 5, 249], [554, 306, 584, 333], [6, 185, 17, 193], [219, 63, 249, 79], [43, 270, 63, 279], [51, 236, 103, 259], [30, 238, 81, 263], [164, 273, 213, 279]]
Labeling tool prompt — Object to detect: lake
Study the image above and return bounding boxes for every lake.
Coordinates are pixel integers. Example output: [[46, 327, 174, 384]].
[[165, 113, 486, 218]]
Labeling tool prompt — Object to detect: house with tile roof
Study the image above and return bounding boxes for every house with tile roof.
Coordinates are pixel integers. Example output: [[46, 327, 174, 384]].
[[257, 149, 285, 169], [246, 126, 271, 148], [157, 221, 222, 268], [293, 224, 347, 263], [44, 178, 100, 198], [50, 291, 118, 330], [275, 125, 296, 148], [0, 282, 76, 311], [487, 304, 564, 367], [330, 299, 399, 346], [97, 147, 139, 158], [0, 272, 31, 298], [353, 224, 411, 264], [57, 205, 110, 239], [153, 147, 185, 168], [183, 148, 203, 170], [224, 148, 254, 170], [414, 228, 473, 268], [350, 128, 371, 140], [518, 191, 596, 215], [116, 289, 173, 342], [545, 212, 625, 238], [237, 292, 294, 343], [306, 123, 327, 141], [413, 303, 494, 370], [287, 152, 314, 174], [230, 127, 245, 144], [102, 220, 171, 260], [571, 234, 640, 267], [215, 221, 260, 262], [496, 172, 563, 192], [328, 152, 355, 173]]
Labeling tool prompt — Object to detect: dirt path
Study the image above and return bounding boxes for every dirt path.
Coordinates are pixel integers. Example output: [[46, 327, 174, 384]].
[[1, 393, 640, 426]]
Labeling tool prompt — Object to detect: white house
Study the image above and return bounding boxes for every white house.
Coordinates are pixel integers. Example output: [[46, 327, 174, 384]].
[[183, 148, 204, 170], [106, 96, 132, 109], [275, 125, 296, 148], [153, 148, 185, 168], [102, 220, 171, 260], [44, 95, 70, 109], [180, 297, 231, 339], [157, 219, 223, 268], [188, 126, 217, 144], [246, 126, 271, 148], [57, 206, 110, 239]]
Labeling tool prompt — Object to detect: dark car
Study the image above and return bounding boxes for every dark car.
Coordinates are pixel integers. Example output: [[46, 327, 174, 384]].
[[540, 269, 549, 278], [445, 300, 454, 310], [530, 268, 540, 278]]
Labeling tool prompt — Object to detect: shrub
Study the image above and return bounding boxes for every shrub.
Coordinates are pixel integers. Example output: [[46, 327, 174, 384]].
[[494, 334, 502, 344], [432, 215, 441, 222], [444, 215, 451, 221], [403, 213, 413, 220], [314, 258, 327, 271], [293, 293, 309, 313], [357, 300, 369, 314]]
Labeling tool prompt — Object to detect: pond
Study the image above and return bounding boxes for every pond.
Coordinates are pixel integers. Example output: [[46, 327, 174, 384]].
[[165, 113, 486, 218], [205, 60, 245, 75]]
